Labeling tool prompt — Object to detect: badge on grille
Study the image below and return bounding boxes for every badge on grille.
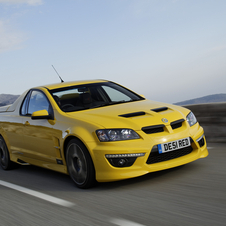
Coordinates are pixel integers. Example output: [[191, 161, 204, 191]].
[[162, 118, 168, 123]]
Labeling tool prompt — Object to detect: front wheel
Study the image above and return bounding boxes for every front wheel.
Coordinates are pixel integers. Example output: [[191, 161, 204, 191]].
[[0, 136, 17, 170], [66, 138, 96, 189]]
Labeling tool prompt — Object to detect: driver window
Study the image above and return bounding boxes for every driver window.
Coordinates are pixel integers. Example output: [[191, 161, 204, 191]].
[[28, 91, 50, 115]]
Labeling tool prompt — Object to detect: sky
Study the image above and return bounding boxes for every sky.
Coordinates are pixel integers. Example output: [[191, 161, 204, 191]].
[[0, 0, 225, 103]]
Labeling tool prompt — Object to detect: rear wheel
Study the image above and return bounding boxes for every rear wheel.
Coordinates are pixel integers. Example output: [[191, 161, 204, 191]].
[[0, 136, 17, 170], [66, 138, 96, 189]]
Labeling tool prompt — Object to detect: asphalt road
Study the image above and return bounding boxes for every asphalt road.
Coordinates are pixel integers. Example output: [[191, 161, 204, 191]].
[[0, 143, 225, 226]]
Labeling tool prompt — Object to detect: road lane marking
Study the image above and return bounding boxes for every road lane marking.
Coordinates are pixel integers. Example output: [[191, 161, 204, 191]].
[[111, 218, 146, 226], [0, 180, 75, 208]]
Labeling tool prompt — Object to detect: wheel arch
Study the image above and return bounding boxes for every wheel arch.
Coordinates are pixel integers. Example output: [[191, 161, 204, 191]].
[[63, 135, 96, 188], [63, 135, 76, 160], [0, 131, 18, 170], [0, 129, 11, 154], [63, 135, 95, 168]]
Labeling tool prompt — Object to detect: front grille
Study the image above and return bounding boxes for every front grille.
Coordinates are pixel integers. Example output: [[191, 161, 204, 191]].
[[146, 146, 193, 164], [142, 125, 164, 134], [171, 119, 185, 130]]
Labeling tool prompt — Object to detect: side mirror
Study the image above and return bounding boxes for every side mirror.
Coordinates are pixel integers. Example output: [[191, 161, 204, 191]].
[[31, 110, 53, 120]]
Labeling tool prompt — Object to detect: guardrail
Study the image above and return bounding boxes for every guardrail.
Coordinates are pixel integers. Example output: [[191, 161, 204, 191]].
[[183, 102, 226, 143]]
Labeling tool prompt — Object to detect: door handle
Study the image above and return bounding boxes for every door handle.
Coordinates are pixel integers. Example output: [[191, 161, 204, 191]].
[[24, 121, 30, 126]]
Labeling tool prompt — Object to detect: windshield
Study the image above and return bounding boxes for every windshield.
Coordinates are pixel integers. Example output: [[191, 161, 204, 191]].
[[50, 82, 144, 112]]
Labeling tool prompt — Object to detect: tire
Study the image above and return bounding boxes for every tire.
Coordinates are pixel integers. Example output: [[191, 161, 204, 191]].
[[66, 138, 96, 189], [0, 136, 17, 170]]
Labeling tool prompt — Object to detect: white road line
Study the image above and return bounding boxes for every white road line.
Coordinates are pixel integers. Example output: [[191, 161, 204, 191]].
[[207, 146, 214, 149], [111, 218, 146, 226], [0, 180, 75, 208]]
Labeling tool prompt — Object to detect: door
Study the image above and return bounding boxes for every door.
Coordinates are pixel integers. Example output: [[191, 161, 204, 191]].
[[21, 90, 59, 163]]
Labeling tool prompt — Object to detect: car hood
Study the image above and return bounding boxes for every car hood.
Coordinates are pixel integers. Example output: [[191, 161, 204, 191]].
[[67, 100, 190, 130]]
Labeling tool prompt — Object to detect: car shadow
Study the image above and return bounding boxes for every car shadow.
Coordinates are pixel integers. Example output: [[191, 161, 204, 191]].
[[92, 165, 187, 191], [0, 162, 200, 192]]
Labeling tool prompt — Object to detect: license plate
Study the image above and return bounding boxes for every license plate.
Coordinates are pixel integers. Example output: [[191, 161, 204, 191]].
[[158, 137, 190, 154]]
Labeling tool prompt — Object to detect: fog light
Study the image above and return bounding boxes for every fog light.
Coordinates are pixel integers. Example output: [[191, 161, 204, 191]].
[[107, 157, 135, 167], [196, 134, 205, 148], [118, 158, 126, 166], [105, 153, 145, 158], [105, 153, 145, 167]]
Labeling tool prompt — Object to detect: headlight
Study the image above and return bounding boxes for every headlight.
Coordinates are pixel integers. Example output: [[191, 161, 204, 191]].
[[186, 112, 197, 127], [96, 129, 140, 142]]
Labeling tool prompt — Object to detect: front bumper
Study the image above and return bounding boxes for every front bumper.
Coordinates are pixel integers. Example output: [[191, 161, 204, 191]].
[[88, 124, 208, 182]]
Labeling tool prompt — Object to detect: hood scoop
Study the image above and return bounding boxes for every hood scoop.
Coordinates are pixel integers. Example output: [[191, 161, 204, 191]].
[[151, 107, 168, 113], [119, 107, 169, 118], [119, 111, 146, 118]]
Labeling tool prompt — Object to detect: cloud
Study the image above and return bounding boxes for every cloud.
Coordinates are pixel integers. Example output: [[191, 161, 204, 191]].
[[0, 20, 25, 53], [0, 0, 42, 5]]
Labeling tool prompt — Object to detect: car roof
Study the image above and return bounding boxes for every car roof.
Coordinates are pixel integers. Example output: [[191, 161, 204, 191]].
[[35, 79, 109, 90]]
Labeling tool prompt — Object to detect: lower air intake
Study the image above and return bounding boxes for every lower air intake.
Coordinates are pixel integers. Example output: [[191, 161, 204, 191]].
[[146, 146, 193, 164], [198, 137, 205, 148]]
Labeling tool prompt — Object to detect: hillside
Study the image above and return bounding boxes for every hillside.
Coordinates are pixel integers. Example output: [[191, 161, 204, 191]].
[[175, 94, 226, 105], [0, 94, 20, 106]]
